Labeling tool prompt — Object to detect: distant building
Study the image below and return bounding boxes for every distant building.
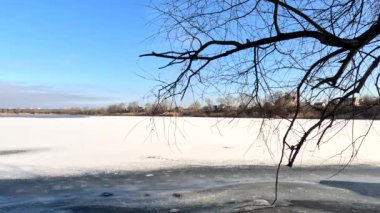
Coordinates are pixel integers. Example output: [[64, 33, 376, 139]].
[[314, 102, 326, 109], [218, 104, 226, 111], [341, 97, 363, 106], [328, 97, 364, 107]]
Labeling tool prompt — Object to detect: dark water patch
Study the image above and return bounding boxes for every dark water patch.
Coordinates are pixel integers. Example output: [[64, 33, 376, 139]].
[[0, 148, 49, 156], [0, 114, 88, 118], [0, 165, 378, 195], [320, 180, 380, 198], [0, 166, 379, 212]]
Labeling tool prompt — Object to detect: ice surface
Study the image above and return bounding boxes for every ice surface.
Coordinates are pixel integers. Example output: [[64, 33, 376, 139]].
[[0, 116, 379, 179]]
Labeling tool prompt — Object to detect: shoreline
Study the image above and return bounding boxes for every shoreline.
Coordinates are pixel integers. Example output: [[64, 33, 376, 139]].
[[2, 112, 380, 120]]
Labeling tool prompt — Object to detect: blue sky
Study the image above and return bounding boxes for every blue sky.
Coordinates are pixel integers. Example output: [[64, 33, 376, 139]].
[[0, 0, 163, 108]]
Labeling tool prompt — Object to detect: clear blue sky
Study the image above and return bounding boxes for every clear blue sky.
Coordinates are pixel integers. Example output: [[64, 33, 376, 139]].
[[0, 0, 162, 108]]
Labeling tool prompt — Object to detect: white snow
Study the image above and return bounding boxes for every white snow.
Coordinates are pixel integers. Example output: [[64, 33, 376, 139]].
[[0, 116, 379, 179]]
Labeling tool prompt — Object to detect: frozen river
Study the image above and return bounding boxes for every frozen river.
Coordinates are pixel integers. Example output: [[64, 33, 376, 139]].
[[0, 116, 379, 212], [0, 116, 379, 178]]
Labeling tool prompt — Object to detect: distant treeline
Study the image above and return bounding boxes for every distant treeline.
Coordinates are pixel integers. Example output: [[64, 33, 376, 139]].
[[1, 94, 380, 119]]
